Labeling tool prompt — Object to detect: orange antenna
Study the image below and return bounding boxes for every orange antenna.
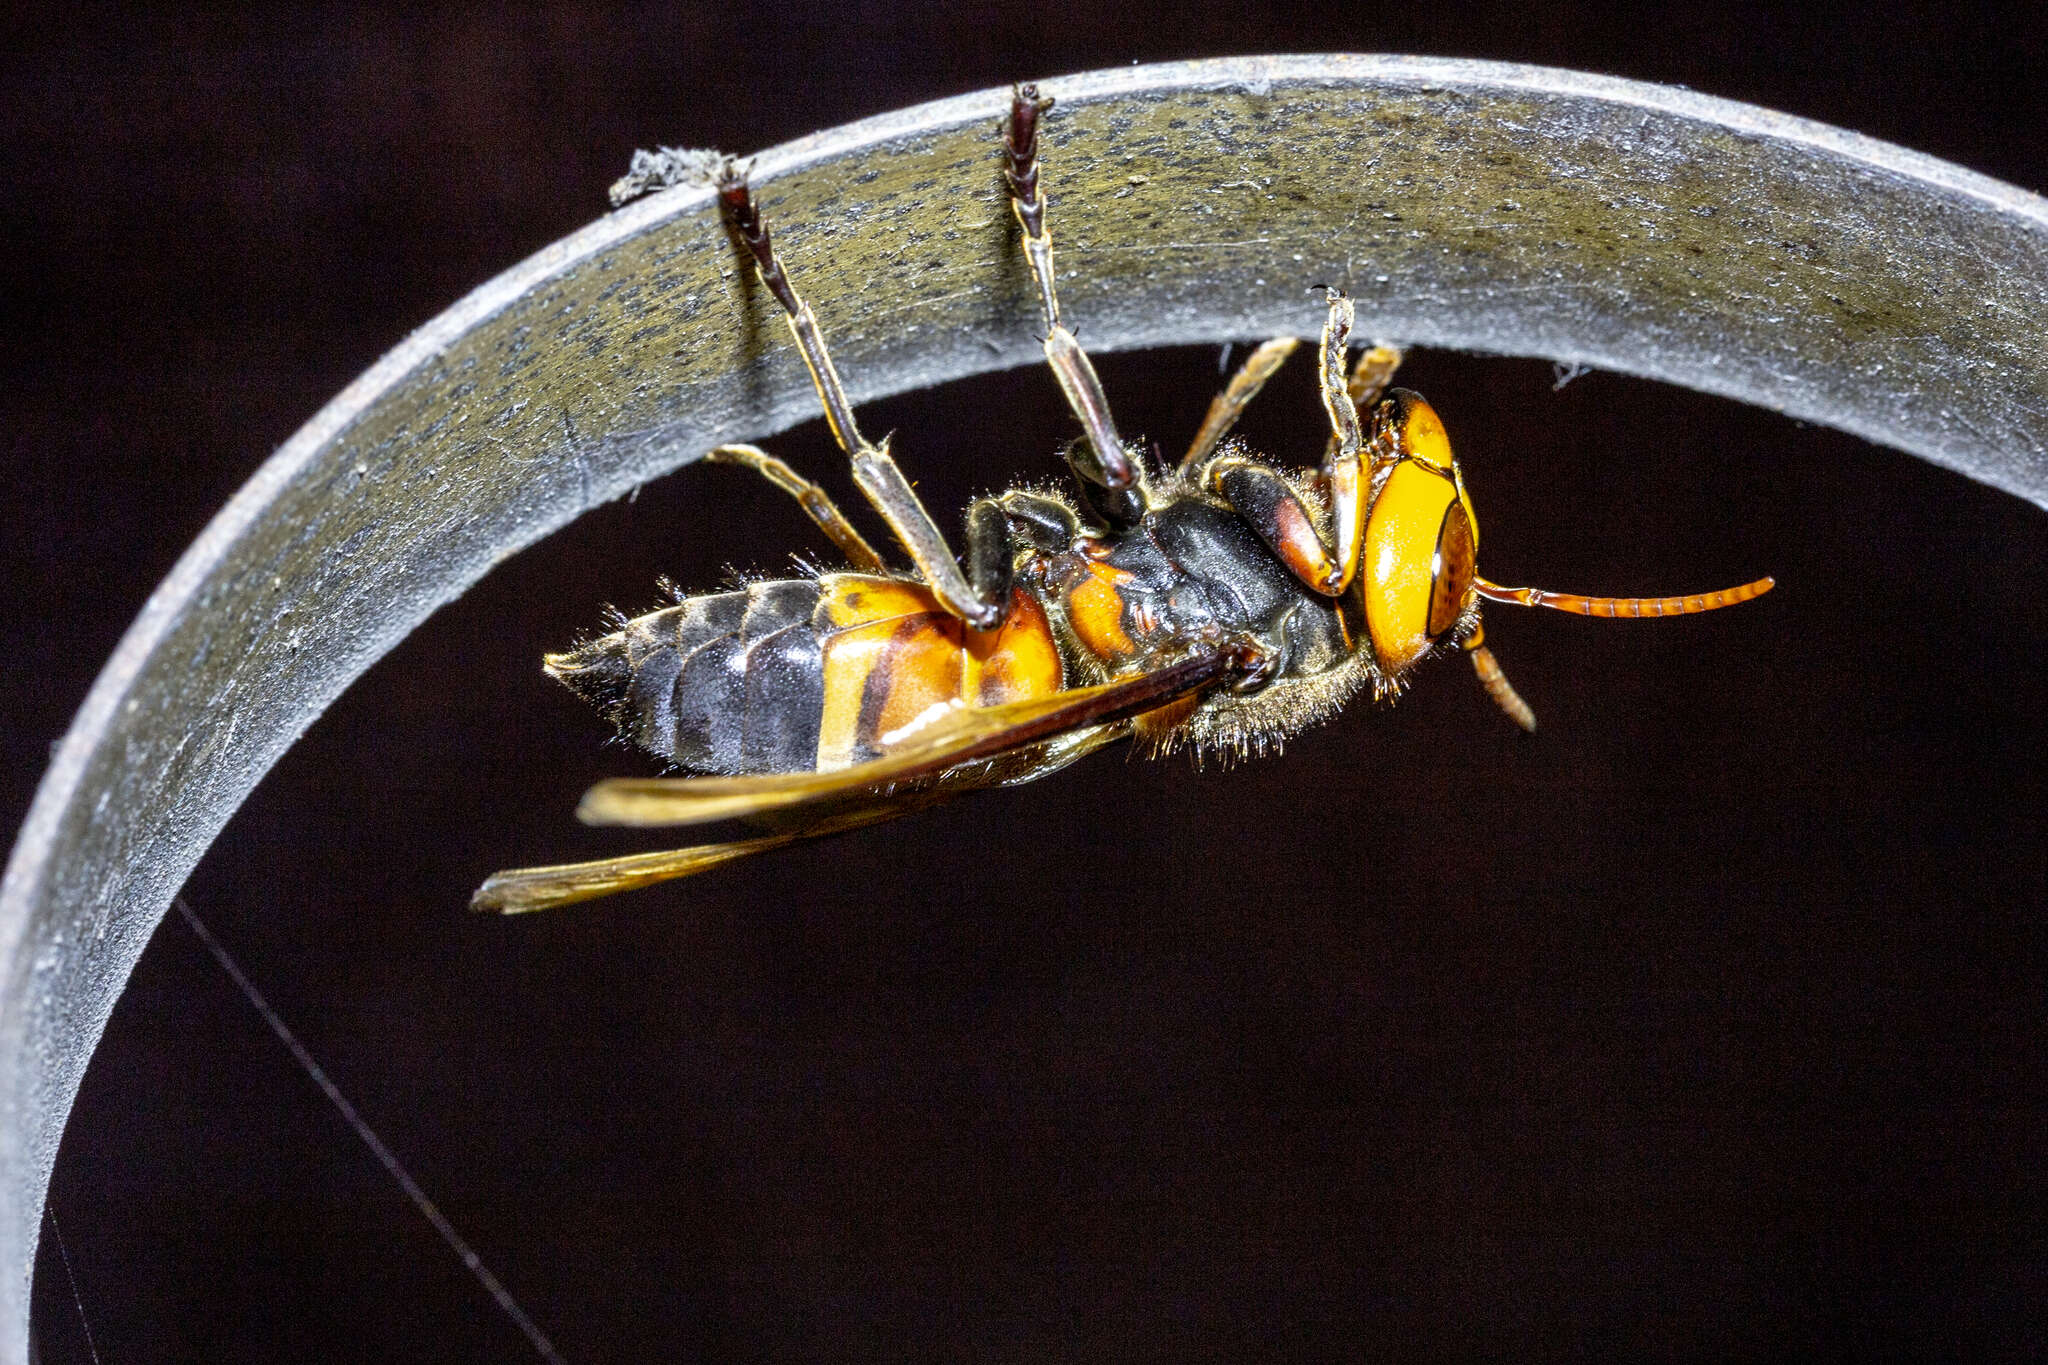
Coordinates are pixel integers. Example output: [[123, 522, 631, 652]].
[[1472, 575, 1774, 618]]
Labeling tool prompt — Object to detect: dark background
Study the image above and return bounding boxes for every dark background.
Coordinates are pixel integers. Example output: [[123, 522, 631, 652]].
[[6, 4, 2046, 1361]]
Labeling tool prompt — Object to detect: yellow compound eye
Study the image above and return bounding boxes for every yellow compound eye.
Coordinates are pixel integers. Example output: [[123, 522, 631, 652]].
[[1361, 392, 1479, 676]]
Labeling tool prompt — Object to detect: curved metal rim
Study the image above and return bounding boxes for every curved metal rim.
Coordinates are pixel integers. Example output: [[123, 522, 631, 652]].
[[7, 54, 2048, 1360]]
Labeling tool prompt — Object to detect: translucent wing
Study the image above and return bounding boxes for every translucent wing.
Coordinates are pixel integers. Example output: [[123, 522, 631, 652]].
[[472, 652, 1228, 915], [473, 833, 810, 915], [472, 796, 930, 915], [575, 647, 1240, 828]]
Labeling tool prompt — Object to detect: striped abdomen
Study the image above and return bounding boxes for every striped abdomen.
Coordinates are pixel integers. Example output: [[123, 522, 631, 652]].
[[546, 574, 1064, 775]]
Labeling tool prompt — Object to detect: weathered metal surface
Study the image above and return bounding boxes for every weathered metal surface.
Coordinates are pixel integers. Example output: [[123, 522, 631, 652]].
[[5, 54, 2047, 1357]]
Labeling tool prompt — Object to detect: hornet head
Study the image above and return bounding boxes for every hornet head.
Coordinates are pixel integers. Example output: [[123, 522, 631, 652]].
[[1355, 389, 1774, 730]]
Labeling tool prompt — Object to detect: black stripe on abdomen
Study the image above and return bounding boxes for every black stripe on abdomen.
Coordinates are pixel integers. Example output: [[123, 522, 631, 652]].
[[737, 620, 824, 771], [554, 578, 835, 774], [664, 580, 825, 773]]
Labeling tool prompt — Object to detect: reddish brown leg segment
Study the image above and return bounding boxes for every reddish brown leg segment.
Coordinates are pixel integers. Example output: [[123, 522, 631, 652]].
[[1201, 454, 1344, 596]]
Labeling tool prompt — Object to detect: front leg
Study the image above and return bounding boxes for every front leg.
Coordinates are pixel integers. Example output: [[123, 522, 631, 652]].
[[1179, 292, 1370, 601], [1199, 452, 1343, 597], [1316, 288, 1369, 595], [1346, 340, 1405, 412]]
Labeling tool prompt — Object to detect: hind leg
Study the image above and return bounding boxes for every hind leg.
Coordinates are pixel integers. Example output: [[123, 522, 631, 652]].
[[705, 444, 885, 572], [719, 169, 1003, 628]]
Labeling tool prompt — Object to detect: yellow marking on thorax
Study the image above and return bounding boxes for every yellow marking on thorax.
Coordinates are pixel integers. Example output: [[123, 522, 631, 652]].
[[1065, 561, 1137, 661]]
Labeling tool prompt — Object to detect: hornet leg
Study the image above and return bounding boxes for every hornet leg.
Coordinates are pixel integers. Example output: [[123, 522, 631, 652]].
[[1188, 307, 1403, 593], [1345, 340, 1405, 413], [705, 444, 885, 573], [1181, 325, 1399, 475], [1005, 85, 1138, 506], [1198, 452, 1344, 597], [1181, 336, 1302, 472], [964, 490, 1083, 606], [1316, 288, 1369, 594], [719, 167, 1003, 629]]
